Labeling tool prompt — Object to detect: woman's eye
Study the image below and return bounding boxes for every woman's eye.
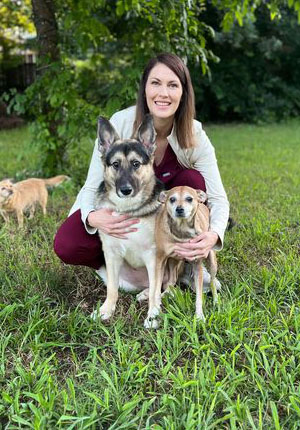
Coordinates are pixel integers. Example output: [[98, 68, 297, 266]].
[[186, 196, 193, 202], [132, 160, 141, 169], [169, 83, 178, 88], [112, 162, 119, 170], [151, 81, 159, 85], [169, 197, 176, 204]]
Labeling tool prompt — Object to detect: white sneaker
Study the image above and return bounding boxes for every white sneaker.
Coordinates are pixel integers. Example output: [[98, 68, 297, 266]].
[[178, 263, 221, 293]]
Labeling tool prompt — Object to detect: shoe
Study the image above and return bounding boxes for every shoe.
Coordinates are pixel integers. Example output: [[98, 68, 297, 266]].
[[178, 262, 221, 293]]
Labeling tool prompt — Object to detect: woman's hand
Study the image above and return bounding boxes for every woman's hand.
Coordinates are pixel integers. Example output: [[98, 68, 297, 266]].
[[173, 231, 219, 261], [87, 209, 140, 239]]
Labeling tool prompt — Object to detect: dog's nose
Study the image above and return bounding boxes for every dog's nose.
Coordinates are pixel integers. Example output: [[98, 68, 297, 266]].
[[175, 206, 185, 216], [120, 186, 133, 196]]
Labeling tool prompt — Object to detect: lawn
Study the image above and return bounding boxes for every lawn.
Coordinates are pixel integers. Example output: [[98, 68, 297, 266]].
[[0, 120, 300, 429]]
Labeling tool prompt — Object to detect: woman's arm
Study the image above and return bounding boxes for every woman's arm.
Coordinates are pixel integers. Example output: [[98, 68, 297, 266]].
[[173, 123, 229, 259], [190, 124, 229, 250]]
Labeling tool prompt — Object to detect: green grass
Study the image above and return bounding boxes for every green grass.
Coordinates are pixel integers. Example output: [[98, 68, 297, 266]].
[[1, 120, 300, 429]]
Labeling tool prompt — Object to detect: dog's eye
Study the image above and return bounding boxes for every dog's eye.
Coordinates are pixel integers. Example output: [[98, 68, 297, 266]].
[[131, 160, 141, 169], [186, 196, 193, 203], [112, 162, 119, 170], [169, 197, 176, 204]]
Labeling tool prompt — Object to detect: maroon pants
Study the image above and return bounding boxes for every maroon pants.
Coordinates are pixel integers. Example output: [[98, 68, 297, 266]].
[[54, 145, 206, 269]]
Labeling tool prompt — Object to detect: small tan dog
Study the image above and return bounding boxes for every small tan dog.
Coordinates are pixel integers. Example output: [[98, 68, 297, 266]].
[[154, 186, 218, 322], [0, 175, 69, 227]]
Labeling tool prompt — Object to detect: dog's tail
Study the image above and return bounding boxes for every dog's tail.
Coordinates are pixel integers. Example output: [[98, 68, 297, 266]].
[[43, 175, 70, 187]]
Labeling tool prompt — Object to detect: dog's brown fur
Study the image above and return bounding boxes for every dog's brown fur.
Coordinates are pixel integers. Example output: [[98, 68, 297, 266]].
[[0, 175, 69, 227], [154, 186, 218, 321]]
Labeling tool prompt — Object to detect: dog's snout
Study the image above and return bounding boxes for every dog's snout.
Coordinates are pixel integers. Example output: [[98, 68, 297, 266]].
[[175, 205, 185, 216], [120, 186, 133, 196]]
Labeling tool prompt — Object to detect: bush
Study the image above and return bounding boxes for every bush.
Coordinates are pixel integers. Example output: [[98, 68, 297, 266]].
[[192, 6, 300, 123]]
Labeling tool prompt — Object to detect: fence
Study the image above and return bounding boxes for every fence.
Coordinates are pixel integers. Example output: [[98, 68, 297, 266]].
[[0, 63, 36, 94]]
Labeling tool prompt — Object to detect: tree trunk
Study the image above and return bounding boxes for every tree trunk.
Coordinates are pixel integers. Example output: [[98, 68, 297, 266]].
[[31, 0, 59, 65], [31, 0, 65, 174]]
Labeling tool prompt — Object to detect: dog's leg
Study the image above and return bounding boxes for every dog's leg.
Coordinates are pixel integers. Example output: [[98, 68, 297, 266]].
[[208, 251, 218, 305], [144, 256, 165, 329], [39, 189, 48, 216], [162, 259, 183, 296], [0, 209, 9, 223], [91, 252, 122, 321], [97, 265, 147, 294], [193, 261, 205, 321], [16, 210, 24, 228], [28, 205, 35, 219]]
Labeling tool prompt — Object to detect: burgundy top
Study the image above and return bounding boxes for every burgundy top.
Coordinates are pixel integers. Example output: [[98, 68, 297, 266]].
[[154, 144, 185, 185]]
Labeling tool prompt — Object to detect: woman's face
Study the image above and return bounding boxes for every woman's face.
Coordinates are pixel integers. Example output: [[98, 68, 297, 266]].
[[145, 63, 183, 123]]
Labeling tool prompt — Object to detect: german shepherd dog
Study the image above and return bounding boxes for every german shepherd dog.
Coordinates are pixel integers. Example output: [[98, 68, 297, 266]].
[[92, 115, 164, 328]]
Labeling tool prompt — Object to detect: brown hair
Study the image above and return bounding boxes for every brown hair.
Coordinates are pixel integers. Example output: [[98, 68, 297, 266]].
[[133, 52, 196, 149]]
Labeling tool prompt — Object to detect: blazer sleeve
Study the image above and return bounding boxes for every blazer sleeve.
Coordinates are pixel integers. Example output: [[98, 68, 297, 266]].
[[188, 124, 230, 250], [79, 139, 104, 234]]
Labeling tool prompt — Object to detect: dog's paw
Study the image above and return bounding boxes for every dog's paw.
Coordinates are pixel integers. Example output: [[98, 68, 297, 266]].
[[90, 309, 100, 321], [144, 317, 160, 329], [196, 312, 206, 322], [90, 303, 115, 321], [162, 286, 175, 298], [136, 288, 149, 303], [144, 306, 160, 329]]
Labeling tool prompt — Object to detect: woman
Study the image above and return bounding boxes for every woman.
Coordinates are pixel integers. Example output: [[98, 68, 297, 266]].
[[54, 52, 229, 290]]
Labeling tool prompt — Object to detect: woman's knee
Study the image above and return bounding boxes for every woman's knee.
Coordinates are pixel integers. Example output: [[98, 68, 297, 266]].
[[53, 210, 102, 266], [53, 230, 78, 264]]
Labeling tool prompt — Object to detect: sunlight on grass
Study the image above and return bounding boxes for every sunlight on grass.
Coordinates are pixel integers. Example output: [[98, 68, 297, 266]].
[[0, 119, 300, 429]]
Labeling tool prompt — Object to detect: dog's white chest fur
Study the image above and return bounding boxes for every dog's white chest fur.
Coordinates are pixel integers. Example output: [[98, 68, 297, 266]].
[[99, 217, 155, 268]]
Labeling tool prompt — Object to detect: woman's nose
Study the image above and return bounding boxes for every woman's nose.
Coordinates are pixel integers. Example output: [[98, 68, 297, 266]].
[[158, 85, 169, 97]]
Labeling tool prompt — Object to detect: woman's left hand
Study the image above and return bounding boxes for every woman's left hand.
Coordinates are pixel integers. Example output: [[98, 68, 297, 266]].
[[173, 231, 219, 261]]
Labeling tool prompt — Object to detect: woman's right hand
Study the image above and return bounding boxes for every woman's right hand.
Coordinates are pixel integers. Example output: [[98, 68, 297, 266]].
[[87, 208, 140, 239]]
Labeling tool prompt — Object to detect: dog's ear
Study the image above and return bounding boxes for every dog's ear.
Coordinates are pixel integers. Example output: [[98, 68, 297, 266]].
[[97, 117, 120, 154], [137, 114, 156, 154], [158, 191, 167, 203], [196, 190, 207, 203]]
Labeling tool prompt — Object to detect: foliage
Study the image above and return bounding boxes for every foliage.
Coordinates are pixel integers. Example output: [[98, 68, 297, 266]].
[[211, 0, 300, 29], [193, 5, 300, 122], [0, 0, 34, 62], [3, 65, 99, 182], [4, 0, 300, 174], [1, 120, 300, 428]]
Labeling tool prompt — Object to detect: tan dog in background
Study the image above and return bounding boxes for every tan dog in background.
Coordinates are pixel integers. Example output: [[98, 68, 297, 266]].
[[0, 175, 69, 227], [154, 186, 218, 322]]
